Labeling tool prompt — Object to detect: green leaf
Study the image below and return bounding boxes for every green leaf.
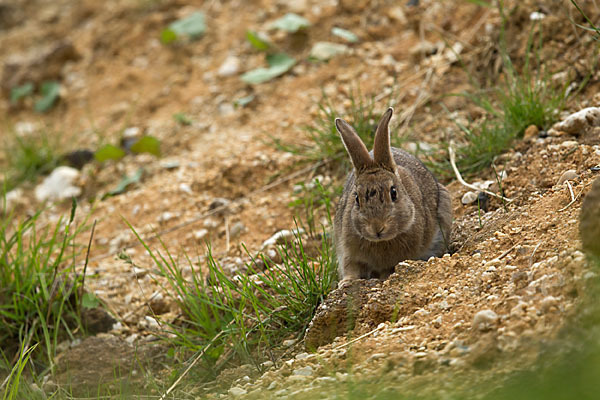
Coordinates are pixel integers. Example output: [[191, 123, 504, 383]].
[[34, 81, 60, 112], [10, 82, 34, 103], [105, 168, 143, 198], [81, 292, 100, 309], [174, 112, 193, 126], [331, 27, 359, 43], [130, 136, 161, 157], [160, 28, 178, 44], [241, 53, 296, 84], [246, 30, 271, 51], [169, 11, 206, 40], [94, 144, 126, 162], [270, 13, 310, 32], [234, 95, 255, 108]]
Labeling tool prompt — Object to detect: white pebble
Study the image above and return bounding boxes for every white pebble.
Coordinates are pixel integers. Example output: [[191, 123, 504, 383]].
[[228, 386, 247, 397], [461, 191, 478, 205], [556, 169, 578, 185], [472, 309, 498, 331], [293, 365, 314, 376]]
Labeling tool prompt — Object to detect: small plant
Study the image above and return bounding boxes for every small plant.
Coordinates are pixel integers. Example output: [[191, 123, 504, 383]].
[[2, 130, 61, 191], [1, 343, 39, 400], [126, 193, 337, 378], [0, 199, 88, 376], [273, 88, 404, 172], [289, 177, 341, 233], [432, 2, 568, 178]]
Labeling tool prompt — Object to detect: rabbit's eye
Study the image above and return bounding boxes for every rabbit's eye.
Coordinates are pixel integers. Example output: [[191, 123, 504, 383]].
[[390, 186, 397, 201], [354, 193, 359, 206]]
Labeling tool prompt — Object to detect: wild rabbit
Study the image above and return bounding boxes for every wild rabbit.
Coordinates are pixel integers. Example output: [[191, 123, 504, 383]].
[[334, 107, 452, 284]]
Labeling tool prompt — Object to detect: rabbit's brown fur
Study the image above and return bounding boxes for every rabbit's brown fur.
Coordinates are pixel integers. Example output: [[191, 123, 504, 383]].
[[334, 108, 452, 283]]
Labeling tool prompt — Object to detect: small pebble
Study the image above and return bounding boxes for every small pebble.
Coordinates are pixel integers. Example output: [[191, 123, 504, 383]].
[[461, 191, 478, 205], [230, 222, 246, 238], [293, 366, 313, 376], [557, 169, 578, 186], [218, 55, 241, 77], [472, 309, 498, 331], [228, 386, 247, 397], [523, 124, 539, 139]]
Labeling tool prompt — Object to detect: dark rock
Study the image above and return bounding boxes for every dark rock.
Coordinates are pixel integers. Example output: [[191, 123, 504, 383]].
[[477, 192, 489, 212], [62, 149, 94, 169], [81, 307, 116, 334]]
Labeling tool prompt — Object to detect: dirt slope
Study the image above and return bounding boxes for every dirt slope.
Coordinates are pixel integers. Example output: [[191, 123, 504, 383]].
[[1, 0, 600, 398]]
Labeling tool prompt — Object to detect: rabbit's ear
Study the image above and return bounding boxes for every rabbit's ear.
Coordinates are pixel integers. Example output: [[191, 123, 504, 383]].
[[373, 107, 396, 170], [335, 118, 372, 170]]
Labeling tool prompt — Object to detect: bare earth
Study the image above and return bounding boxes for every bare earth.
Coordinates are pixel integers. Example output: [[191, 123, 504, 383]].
[[1, 0, 600, 398]]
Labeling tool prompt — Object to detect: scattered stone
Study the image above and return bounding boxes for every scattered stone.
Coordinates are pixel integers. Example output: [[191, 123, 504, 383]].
[[295, 352, 310, 360], [218, 102, 235, 116], [472, 309, 498, 331], [149, 294, 170, 315], [144, 316, 159, 329], [161, 160, 180, 169], [556, 169, 578, 186], [193, 229, 209, 241], [410, 40, 437, 58], [204, 218, 219, 229], [553, 107, 600, 135], [179, 183, 193, 194], [367, 353, 386, 362], [81, 307, 116, 334], [230, 221, 246, 238], [35, 166, 82, 202], [209, 197, 231, 213], [310, 42, 349, 61], [218, 55, 241, 77], [63, 149, 94, 169], [282, 339, 297, 347], [530, 11, 546, 20], [228, 386, 248, 397], [158, 211, 176, 223], [461, 191, 478, 205], [524, 124, 539, 139], [477, 192, 489, 212], [510, 301, 528, 318], [387, 6, 407, 23], [540, 296, 559, 313], [292, 365, 313, 376], [262, 229, 304, 249]]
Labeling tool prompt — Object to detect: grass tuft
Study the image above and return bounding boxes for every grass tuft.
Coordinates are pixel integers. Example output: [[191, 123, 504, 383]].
[[0, 198, 87, 377], [431, 3, 568, 178], [125, 184, 337, 378], [1, 130, 61, 191], [272, 88, 405, 172]]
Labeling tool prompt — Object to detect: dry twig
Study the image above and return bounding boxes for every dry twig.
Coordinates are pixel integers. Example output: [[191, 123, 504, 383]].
[[448, 143, 513, 203]]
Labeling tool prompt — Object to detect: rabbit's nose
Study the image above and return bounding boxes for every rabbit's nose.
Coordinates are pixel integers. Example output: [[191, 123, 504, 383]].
[[373, 224, 385, 238]]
